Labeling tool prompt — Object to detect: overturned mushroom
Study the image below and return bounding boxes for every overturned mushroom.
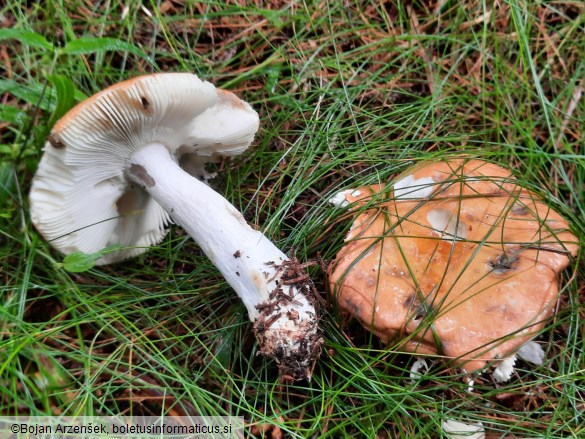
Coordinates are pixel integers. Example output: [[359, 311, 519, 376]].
[[30, 73, 321, 380], [329, 158, 578, 375]]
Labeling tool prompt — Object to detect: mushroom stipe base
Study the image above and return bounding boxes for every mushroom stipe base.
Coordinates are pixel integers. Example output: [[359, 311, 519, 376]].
[[253, 259, 323, 381]]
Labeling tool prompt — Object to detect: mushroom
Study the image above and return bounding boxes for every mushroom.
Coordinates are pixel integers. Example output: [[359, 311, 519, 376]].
[[442, 419, 485, 439], [30, 73, 322, 380], [329, 158, 578, 375]]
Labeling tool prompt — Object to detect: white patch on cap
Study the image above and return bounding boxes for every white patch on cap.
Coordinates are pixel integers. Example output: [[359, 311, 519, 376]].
[[329, 190, 352, 208], [426, 208, 468, 240], [394, 175, 436, 199]]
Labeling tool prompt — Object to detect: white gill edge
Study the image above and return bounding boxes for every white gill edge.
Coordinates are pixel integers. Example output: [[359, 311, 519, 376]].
[[517, 341, 545, 365], [409, 357, 429, 383], [492, 355, 517, 383]]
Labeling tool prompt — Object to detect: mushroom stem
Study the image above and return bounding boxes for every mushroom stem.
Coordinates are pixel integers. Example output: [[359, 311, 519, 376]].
[[128, 142, 321, 380]]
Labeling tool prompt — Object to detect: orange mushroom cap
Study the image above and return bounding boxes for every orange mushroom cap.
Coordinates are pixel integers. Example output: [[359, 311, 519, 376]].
[[329, 158, 579, 372]]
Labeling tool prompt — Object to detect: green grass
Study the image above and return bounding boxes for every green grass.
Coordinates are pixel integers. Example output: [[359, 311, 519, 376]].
[[1, 0, 584, 437]]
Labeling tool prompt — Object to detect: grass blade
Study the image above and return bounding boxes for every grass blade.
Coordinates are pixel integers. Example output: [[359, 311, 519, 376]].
[[60, 37, 156, 67], [47, 74, 77, 127], [0, 28, 53, 50]]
